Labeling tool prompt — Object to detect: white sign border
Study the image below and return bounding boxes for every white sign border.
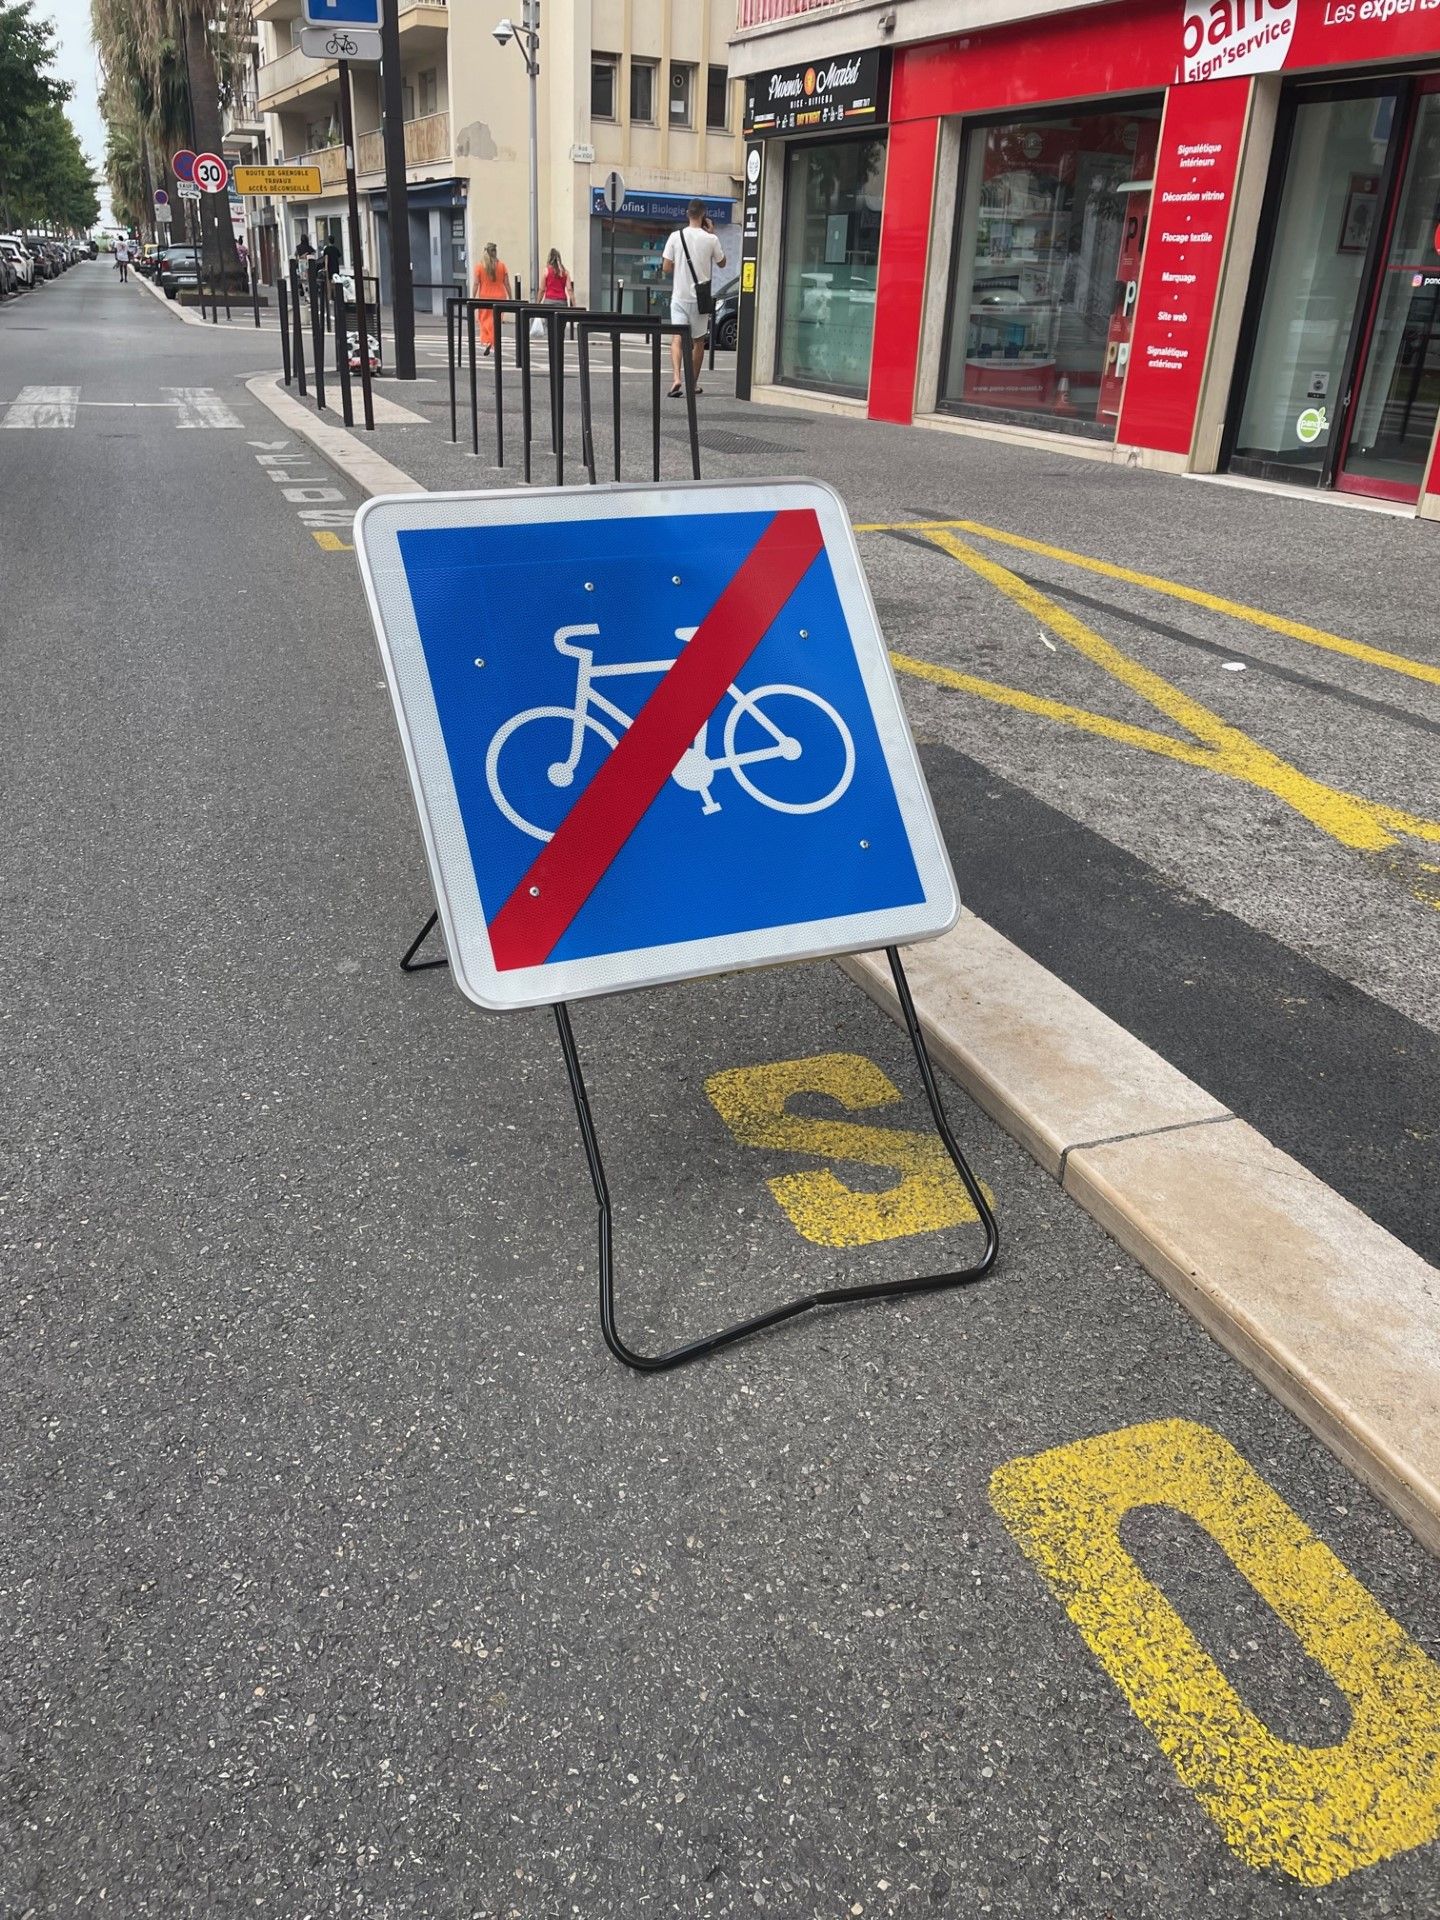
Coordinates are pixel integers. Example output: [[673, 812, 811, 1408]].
[[356, 478, 959, 1012]]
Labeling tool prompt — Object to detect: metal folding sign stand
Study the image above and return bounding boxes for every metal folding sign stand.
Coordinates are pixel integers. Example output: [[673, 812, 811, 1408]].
[[396, 912, 998, 1372]]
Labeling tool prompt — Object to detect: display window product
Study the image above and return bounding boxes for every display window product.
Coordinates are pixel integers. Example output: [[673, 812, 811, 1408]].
[[941, 105, 1163, 433], [777, 136, 887, 396]]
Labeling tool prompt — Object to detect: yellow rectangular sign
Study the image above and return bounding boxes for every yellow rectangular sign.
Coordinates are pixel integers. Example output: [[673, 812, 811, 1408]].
[[232, 165, 323, 196]]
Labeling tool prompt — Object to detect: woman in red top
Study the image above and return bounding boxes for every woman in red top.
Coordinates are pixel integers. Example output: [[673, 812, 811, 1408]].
[[541, 249, 573, 307]]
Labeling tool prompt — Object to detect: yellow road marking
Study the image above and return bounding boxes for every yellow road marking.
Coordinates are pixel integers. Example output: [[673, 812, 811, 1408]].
[[311, 530, 354, 552], [908, 529, 1440, 856], [990, 1420, 1440, 1886], [855, 518, 1440, 690], [704, 1052, 991, 1248]]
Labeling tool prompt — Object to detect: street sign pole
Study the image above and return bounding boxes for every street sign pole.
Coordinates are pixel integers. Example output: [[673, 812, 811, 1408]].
[[337, 58, 376, 432], [378, 0, 416, 380], [602, 170, 625, 314]]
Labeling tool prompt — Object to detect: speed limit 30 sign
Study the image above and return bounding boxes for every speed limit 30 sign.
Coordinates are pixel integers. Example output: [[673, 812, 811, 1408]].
[[193, 152, 230, 194]]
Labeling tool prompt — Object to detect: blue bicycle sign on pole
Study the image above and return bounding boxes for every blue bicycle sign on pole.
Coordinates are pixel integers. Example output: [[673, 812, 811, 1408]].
[[301, 0, 382, 32], [356, 479, 959, 1012]]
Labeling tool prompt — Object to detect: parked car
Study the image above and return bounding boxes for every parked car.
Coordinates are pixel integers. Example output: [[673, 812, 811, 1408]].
[[0, 236, 34, 289], [712, 280, 739, 351], [137, 244, 162, 279], [158, 245, 201, 298], [0, 251, 17, 298]]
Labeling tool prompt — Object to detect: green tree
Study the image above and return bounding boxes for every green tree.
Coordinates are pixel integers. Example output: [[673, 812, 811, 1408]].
[[0, 0, 68, 223], [0, 3, 98, 230], [92, 0, 246, 281]]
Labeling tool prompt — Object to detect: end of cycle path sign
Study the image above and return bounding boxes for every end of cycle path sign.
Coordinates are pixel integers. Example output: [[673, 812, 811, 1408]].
[[302, 0, 383, 30], [356, 480, 958, 1011]]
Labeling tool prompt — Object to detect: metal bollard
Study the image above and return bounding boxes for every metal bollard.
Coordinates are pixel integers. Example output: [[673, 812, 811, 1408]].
[[334, 287, 353, 428], [278, 279, 292, 386]]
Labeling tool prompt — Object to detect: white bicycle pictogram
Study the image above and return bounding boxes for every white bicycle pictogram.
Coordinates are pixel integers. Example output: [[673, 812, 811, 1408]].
[[485, 623, 856, 844]]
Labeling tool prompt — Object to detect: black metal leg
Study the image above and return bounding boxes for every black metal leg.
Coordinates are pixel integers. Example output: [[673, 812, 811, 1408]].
[[651, 332, 661, 481], [612, 330, 622, 482], [553, 947, 998, 1373], [520, 317, 532, 485], [578, 330, 596, 484], [400, 910, 449, 973], [493, 305, 506, 469], [468, 303, 479, 459], [447, 296, 457, 442], [680, 325, 701, 479]]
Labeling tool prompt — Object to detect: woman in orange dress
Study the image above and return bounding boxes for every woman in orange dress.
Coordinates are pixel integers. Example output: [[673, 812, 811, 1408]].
[[471, 241, 511, 354]]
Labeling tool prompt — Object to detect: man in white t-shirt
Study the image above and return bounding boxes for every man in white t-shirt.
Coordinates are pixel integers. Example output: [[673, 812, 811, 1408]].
[[661, 200, 725, 398]]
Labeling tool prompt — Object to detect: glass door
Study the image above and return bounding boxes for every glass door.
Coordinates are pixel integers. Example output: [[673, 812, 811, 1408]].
[[1227, 87, 1399, 486], [1337, 84, 1440, 501]]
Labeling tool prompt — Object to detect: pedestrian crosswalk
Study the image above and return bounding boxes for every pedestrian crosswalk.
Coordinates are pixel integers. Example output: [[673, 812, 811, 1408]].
[[0, 385, 242, 429]]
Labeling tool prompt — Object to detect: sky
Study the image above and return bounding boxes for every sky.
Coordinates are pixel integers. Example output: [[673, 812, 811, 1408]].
[[41, 0, 112, 223]]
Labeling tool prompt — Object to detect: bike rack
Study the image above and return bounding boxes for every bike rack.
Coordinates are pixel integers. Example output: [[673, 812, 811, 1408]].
[[448, 301, 702, 488]]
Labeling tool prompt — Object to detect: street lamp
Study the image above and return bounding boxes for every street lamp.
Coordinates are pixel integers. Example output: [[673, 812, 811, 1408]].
[[493, 0, 539, 303]]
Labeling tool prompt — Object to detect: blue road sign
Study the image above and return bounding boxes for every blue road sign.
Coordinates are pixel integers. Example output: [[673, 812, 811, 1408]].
[[356, 481, 958, 1011], [301, 0, 382, 29]]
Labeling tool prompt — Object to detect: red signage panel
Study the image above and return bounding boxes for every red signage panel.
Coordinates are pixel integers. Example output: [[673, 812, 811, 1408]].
[[1116, 77, 1250, 455]]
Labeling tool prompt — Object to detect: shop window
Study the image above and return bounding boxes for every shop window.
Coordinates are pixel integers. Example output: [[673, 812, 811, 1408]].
[[591, 56, 617, 122], [418, 68, 438, 117], [631, 60, 656, 125], [670, 63, 694, 129], [707, 66, 730, 132], [778, 137, 887, 396], [941, 106, 1163, 434]]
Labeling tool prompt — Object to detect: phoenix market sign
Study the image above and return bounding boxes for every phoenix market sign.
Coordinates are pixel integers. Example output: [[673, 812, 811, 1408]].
[[743, 48, 888, 138]]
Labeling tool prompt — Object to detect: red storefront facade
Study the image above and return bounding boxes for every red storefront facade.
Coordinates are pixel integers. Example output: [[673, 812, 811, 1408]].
[[736, 0, 1440, 516]]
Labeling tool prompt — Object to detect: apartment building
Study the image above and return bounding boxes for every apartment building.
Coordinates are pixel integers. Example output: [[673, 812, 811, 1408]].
[[252, 1, 745, 313], [729, 0, 1440, 520]]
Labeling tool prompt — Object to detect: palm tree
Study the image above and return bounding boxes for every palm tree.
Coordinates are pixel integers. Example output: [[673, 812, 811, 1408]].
[[92, 0, 247, 282]]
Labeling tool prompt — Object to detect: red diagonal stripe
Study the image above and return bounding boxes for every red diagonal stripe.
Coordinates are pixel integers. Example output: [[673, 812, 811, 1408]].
[[487, 507, 824, 972]]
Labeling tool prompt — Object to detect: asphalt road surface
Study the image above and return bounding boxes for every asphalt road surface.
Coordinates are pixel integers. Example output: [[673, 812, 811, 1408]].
[[3, 265, 1440, 1919]]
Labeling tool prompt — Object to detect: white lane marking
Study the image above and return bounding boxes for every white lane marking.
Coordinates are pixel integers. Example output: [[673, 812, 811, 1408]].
[[77, 400, 182, 408], [2, 385, 80, 428], [165, 387, 243, 428]]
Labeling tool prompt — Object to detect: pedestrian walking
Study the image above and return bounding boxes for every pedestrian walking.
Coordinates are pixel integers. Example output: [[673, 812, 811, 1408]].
[[114, 238, 130, 283], [662, 201, 724, 398], [471, 242, 511, 355], [540, 248, 574, 308], [322, 235, 342, 284]]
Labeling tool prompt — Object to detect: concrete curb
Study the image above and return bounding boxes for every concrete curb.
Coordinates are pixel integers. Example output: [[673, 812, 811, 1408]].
[[246, 373, 426, 497], [134, 267, 208, 327], [842, 929, 1440, 1557], [249, 387, 1440, 1556]]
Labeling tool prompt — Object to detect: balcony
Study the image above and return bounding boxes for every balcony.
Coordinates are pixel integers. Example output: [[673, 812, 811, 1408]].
[[257, 43, 337, 110], [357, 111, 449, 172], [227, 90, 261, 128], [290, 143, 348, 189], [736, 0, 841, 23]]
